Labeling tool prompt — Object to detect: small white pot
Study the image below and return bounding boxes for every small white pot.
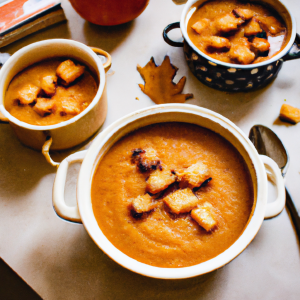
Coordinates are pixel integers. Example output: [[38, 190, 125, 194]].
[[0, 39, 111, 165], [52, 104, 285, 279]]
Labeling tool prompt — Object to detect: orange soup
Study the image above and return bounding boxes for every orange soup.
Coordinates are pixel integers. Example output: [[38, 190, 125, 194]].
[[5, 58, 98, 126], [187, 0, 287, 64], [91, 123, 254, 268]]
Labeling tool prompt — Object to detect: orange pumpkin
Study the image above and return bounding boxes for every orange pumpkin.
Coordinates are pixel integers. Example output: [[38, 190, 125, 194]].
[[69, 0, 150, 26]]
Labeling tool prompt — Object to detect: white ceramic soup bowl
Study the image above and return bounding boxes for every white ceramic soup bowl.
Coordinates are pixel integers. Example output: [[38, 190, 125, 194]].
[[0, 39, 111, 166], [53, 104, 285, 279]]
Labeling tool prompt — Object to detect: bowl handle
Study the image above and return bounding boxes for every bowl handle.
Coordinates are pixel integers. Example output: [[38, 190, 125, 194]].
[[52, 150, 87, 223], [89, 47, 112, 72], [163, 22, 184, 47], [260, 155, 286, 219], [282, 33, 300, 61], [42, 137, 60, 167]]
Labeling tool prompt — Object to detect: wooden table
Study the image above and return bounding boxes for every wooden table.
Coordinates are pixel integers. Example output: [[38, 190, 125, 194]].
[[0, 0, 300, 299]]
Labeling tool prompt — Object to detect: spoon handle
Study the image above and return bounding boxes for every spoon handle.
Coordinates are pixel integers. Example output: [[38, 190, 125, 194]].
[[285, 187, 300, 240]]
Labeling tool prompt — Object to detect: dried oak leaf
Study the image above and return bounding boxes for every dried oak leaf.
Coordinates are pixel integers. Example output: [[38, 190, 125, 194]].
[[137, 56, 193, 104]]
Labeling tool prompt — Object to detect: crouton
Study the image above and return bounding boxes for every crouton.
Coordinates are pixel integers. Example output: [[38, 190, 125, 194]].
[[33, 98, 56, 117], [279, 104, 300, 124], [191, 202, 217, 231], [191, 19, 210, 34], [214, 13, 244, 33], [244, 18, 262, 36], [251, 37, 270, 53], [146, 169, 176, 194], [59, 98, 81, 115], [164, 188, 199, 214], [41, 75, 57, 96], [229, 38, 255, 64], [203, 36, 231, 50], [258, 16, 285, 35], [18, 84, 41, 105], [132, 194, 160, 213], [176, 162, 211, 189], [253, 56, 268, 64], [232, 8, 255, 20], [131, 148, 161, 172], [56, 60, 85, 85]]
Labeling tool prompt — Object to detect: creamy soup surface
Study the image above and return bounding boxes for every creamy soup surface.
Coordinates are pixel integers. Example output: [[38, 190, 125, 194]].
[[91, 123, 254, 268], [187, 0, 287, 64], [5, 58, 98, 126]]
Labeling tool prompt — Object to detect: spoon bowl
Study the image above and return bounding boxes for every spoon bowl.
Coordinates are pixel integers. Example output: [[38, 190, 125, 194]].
[[249, 125, 289, 177]]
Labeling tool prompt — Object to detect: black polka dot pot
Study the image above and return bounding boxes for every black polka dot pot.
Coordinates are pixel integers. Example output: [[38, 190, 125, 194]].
[[182, 40, 284, 92], [163, 18, 300, 92]]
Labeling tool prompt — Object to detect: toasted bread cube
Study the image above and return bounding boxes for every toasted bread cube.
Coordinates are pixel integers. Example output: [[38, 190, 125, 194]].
[[258, 16, 285, 35], [191, 202, 217, 231], [244, 18, 262, 36], [230, 38, 255, 64], [251, 37, 270, 53], [56, 60, 85, 85], [232, 8, 255, 20], [146, 169, 176, 194], [131, 148, 161, 172], [191, 19, 210, 34], [176, 162, 211, 189], [253, 56, 268, 64], [203, 36, 231, 50], [41, 75, 57, 96], [60, 98, 81, 115], [279, 104, 300, 124], [18, 84, 41, 105], [33, 98, 56, 117], [164, 188, 199, 214], [132, 194, 159, 213], [215, 13, 244, 33]]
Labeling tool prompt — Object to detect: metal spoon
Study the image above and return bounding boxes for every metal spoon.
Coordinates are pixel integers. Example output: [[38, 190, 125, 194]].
[[249, 125, 300, 240]]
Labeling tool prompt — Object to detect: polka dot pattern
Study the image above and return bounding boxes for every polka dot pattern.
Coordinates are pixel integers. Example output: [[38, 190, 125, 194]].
[[183, 42, 282, 92]]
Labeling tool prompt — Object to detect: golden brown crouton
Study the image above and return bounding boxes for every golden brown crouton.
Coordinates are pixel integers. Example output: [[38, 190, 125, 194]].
[[229, 38, 255, 64], [176, 162, 211, 189], [203, 36, 231, 50], [215, 13, 244, 33], [232, 8, 255, 20], [59, 98, 81, 115], [132, 194, 160, 213], [146, 169, 176, 194], [251, 37, 270, 53], [56, 60, 85, 85], [18, 84, 41, 105], [191, 202, 217, 231], [244, 18, 262, 36], [41, 75, 57, 96], [191, 19, 210, 34], [33, 98, 56, 117], [131, 148, 161, 172], [164, 188, 199, 214], [279, 104, 300, 124], [258, 16, 285, 35]]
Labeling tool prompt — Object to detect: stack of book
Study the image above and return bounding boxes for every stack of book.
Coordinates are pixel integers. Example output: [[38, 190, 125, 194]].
[[0, 0, 66, 48]]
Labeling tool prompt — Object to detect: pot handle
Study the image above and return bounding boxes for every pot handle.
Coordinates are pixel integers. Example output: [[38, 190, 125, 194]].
[[52, 150, 87, 223], [163, 22, 184, 47], [282, 33, 300, 61], [90, 47, 112, 72], [260, 155, 286, 219], [42, 136, 60, 167]]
